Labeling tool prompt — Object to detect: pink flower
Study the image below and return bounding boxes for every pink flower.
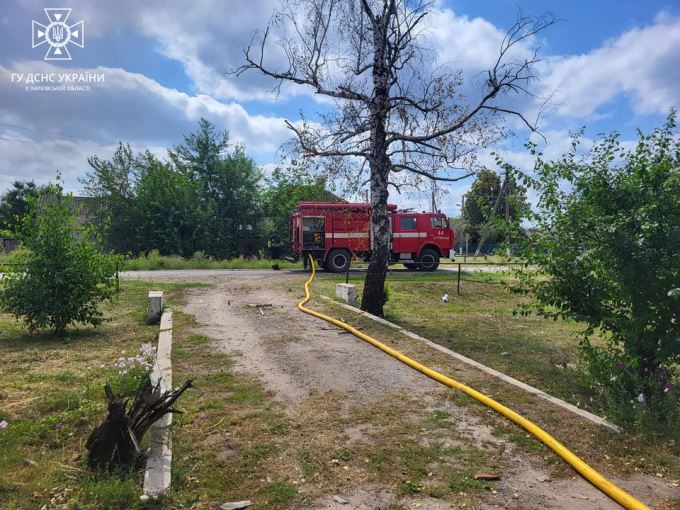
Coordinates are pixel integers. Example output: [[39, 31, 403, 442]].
[[54, 423, 63, 430], [0, 420, 8, 429]]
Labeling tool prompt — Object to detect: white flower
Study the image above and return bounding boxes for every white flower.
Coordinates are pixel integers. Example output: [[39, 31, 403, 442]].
[[636, 393, 645, 403]]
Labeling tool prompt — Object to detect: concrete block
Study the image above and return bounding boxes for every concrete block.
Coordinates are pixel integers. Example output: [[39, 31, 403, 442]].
[[143, 310, 173, 497], [336, 283, 358, 306], [147, 291, 164, 324]]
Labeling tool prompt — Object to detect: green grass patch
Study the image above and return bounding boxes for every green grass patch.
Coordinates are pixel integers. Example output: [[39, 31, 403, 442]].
[[123, 252, 301, 271], [0, 280, 202, 510]]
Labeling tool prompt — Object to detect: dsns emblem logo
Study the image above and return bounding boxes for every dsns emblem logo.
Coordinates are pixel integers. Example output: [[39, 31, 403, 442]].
[[32, 8, 84, 61]]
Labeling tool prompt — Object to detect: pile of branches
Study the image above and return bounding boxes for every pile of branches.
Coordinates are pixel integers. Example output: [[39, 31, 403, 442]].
[[86, 378, 192, 470]]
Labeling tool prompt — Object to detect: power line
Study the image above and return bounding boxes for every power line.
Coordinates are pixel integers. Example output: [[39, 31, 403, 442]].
[[0, 135, 122, 153], [0, 122, 163, 153], [0, 136, 36, 145]]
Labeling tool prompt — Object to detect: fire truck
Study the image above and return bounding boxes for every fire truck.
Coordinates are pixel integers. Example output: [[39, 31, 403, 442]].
[[290, 202, 454, 272]]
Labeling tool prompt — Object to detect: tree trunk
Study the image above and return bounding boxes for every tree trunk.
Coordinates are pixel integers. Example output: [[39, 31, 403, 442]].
[[360, 8, 392, 317], [361, 164, 391, 316]]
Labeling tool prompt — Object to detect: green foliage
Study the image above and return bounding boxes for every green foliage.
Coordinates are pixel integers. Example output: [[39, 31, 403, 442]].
[[512, 113, 680, 436], [0, 180, 47, 235], [463, 168, 528, 243], [102, 344, 156, 398], [135, 158, 213, 257], [170, 118, 264, 257], [81, 143, 142, 254], [81, 119, 264, 258], [262, 166, 338, 242], [0, 183, 121, 335]]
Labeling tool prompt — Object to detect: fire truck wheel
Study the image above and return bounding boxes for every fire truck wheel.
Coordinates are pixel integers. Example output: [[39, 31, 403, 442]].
[[327, 249, 351, 273], [417, 248, 440, 271]]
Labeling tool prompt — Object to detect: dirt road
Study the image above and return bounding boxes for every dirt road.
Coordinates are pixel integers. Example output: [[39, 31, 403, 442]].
[[125, 270, 677, 509]]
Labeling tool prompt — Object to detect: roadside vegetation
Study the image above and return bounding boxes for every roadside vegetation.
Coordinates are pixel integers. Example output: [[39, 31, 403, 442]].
[[122, 250, 301, 271], [509, 114, 680, 438]]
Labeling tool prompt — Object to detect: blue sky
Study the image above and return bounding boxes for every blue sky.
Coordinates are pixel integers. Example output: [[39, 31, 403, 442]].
[[1, 0, 678, 215]]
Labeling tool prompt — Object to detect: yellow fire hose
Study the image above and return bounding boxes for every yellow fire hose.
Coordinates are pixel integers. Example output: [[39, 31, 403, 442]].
[[296, 256, 650, 510]]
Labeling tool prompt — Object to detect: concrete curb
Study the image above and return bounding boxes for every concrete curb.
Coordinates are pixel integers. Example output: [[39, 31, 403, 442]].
[[319, 296, 621, 432], [143, 310, 174, 497]]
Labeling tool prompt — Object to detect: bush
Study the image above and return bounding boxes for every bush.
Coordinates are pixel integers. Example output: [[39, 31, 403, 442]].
[[512, 113, 680, 436], [0, 184, 121, 335], [102, 343, 156, 398]]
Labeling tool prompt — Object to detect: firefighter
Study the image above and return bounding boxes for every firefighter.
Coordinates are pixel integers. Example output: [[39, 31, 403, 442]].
[[267, 229, 284, 270]]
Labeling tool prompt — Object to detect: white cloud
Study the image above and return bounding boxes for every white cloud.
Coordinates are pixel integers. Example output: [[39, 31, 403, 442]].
[[0, 62, 291, 155], [540, 13, 680, 118], [424, 7, 513, 72], [0, 62, 294, 192]]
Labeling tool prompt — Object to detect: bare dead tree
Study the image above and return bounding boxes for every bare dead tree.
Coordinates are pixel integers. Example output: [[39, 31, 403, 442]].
[[235, 0, 555, 315]]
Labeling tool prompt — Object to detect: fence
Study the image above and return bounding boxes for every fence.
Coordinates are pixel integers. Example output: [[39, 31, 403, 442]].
[[335, 257, 524, 296]]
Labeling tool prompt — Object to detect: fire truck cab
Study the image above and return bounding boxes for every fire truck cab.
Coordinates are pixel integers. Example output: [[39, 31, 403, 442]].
[[290, 202, 454, 272]]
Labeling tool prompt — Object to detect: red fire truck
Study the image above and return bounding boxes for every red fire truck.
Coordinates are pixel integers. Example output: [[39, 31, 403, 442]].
[[290, 202, 453, 272]]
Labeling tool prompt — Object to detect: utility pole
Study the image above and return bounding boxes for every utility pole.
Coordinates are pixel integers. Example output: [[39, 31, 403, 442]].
[[458, 193, 466, 256], [505, 166, 511, 257], [431, 179, 437, 213]]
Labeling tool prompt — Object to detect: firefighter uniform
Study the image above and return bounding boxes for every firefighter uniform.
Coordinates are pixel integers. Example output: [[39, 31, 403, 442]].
[[268, 231, 283, 270]]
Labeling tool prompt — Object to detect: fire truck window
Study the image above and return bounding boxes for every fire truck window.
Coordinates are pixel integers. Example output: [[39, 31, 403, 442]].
[[302, 217, 324, 232], [400, 217, 417, 230], [431, 217, 446, 228]]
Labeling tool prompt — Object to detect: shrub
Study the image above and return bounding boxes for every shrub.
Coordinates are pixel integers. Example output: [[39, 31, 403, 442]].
[[0, 184, 121, 335], [511, 113, 680, 436]]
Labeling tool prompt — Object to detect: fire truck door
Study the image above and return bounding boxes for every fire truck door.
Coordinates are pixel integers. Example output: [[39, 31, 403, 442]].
[[393, 215, 417, 254], [302, 217, 325, 251]]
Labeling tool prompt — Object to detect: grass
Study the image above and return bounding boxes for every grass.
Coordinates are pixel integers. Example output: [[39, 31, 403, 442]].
[[123, 251, 301, 271], [0, 280, 198, 509], [1, 277, 501, 509], [309, 273, 680, 486], [314, 271, 596, 411]]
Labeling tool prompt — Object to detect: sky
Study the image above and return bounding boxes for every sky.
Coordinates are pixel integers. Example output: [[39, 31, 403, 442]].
[[1, 0, 678, 216]]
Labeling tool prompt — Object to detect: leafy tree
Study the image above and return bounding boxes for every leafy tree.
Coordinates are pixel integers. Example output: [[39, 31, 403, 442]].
[[237, 1, 554, 315], [134, 158, 213, 257], [262, 166, 338, 243], [81, 143, 142, 254], [463, 168, 528, 245], [169, 119, 263, 257], [0, 183, 120, 336], [513, 114, 680, 435], [0, 180, 46, 235]]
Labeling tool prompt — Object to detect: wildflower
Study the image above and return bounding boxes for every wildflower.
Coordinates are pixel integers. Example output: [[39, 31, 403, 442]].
[[617, 362, 625, 370], [663, 383, 673, 393], [609, 375, 617, 382], [54, 423, 63, 430], [99, 363, 105, 369], [636, 393, 645, 404], [0, 420, 8, 429]]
